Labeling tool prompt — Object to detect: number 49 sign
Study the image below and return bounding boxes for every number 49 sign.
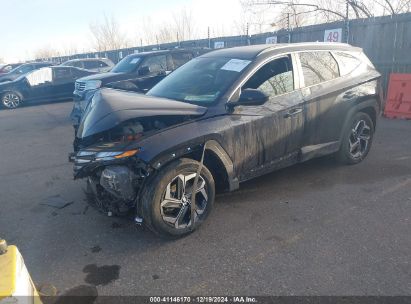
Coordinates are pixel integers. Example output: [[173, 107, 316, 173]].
[[324, 28, 342, 43]]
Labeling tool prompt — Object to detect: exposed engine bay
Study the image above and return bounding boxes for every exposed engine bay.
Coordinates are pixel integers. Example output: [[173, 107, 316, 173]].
[[71, 89, 209, 219], [86, 166, 139, 216], [76, 115, 194, 216], [110, 116, 184, 142]]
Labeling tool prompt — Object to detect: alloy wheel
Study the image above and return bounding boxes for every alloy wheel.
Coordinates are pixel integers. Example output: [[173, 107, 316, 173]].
[[2, 93, 21, 109], [160, 173, 208, 229], [349, 119, 371, 159]]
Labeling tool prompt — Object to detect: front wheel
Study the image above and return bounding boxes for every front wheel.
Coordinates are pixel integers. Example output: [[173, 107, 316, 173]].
[[140, 158, 215, 238], [2, 91, 22, 109], [336, 112, 374, 165]]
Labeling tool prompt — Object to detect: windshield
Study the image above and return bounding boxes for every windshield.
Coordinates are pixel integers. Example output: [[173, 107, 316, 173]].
[[9, 64, 32, 74], [147, 57, 250, 105], [111, 56, 142, 73]]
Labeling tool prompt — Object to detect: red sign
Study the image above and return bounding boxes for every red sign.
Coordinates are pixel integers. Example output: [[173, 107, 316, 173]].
[[384, 73, 411, 119]]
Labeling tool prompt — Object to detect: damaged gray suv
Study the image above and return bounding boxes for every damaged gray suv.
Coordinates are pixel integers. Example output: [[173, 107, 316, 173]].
[[70, 43, 383, 237]]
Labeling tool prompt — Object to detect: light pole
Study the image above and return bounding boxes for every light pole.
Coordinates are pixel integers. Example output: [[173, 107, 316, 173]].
[[345, 0, 350, 43]]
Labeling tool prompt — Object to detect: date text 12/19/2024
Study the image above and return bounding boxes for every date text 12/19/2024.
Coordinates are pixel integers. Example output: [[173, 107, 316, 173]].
[[150, 297, 257, 303]]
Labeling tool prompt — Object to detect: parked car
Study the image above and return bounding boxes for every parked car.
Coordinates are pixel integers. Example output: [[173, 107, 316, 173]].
[[0, 62, 52, 83], [70, 49, 196, 130], [70, 43, 382, 237], [0, 66, 94, 109], [60, 58, 114, 73], [0, 63, 22, 75]]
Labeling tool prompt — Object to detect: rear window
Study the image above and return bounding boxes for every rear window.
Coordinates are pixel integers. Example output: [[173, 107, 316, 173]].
[[172, 52, 193, 69], [141, 55, 168, 74], [84, 60, 108, 69], [299, 51, 340, 87], [64, 61, 83, 68], [333, 52, 362, 76]]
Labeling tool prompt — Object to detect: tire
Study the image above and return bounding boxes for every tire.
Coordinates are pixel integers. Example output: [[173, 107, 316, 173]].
[[336, 112, 374, 165], [1, 91, 22, 109], [140, 158, 215, 238]]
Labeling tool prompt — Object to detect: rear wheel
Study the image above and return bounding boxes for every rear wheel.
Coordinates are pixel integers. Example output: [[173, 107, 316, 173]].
[[336, 112, 374, 165], [2, 92, 22, 109], [141, 158, 215, 238]]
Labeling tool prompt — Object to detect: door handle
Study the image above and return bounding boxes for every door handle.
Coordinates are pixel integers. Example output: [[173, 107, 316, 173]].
[[284, 107, 303, 118]]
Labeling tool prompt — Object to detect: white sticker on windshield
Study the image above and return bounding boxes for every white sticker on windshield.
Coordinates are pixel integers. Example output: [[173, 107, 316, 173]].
[[221, 59, 251, 72], [130, 58, 140, 64]]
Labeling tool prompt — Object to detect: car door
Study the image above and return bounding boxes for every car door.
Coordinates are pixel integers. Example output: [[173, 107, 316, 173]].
[[231, 54, 305, 180], [24, 67, 54, 102], [51, 67, 76, 99], [133, 54, 169, 92], [296, 51, 344, 156]]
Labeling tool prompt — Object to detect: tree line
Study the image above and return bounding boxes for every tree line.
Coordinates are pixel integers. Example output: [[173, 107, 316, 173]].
[[33, 0, 411, 60]]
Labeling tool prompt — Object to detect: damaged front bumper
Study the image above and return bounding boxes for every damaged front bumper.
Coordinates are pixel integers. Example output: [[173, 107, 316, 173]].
[[69, 145, 152, 216]]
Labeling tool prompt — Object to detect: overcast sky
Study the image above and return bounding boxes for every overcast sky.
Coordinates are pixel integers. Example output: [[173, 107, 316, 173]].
[[0, 0, 249, 62]]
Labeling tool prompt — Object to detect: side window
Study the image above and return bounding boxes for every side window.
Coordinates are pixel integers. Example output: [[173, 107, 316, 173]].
[[72, 61, 84, 68], [332, 52, 361, 76], [244, 56, 294, 97], [53, 68, 72, 82], [141, 55, 167, 74], [299, 51, 339, 87], [98, 61, 109, 67], [172, 52, 193, 69], [84, 61, 100, 69]]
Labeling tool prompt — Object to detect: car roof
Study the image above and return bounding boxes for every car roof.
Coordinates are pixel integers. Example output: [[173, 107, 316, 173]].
[[21, 62, 52, 66], [64, 58, 110, 62], [200, 43, 361, 60], [126, 49, 193, 58]]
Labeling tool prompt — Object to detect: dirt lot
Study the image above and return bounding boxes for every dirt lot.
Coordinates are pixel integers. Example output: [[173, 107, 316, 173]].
[[0, 101, 410, 296]]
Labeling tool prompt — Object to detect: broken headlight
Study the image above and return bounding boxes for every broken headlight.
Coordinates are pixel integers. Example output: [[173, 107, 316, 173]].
[[95, 149, 139, 161]]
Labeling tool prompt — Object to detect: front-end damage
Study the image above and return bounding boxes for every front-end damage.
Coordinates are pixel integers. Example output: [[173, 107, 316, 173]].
[[70, 88, 208, 217], [72, 143, 153, 216]]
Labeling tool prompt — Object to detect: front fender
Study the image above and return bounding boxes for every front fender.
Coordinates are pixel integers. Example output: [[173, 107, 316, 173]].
[[136, 130, 239, 192]]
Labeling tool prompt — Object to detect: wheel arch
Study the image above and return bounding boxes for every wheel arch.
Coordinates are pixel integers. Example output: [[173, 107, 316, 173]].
[[339, 98, 379, 144], [359, 106, 377, 129], [1, 90, 24, 108], [1, 90, 24, 99], [148, 139, 239, 193]]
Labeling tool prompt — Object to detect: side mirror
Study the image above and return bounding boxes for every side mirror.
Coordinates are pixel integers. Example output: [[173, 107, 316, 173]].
[[138, 66, 151, 76], [229, 88, 269, 108]]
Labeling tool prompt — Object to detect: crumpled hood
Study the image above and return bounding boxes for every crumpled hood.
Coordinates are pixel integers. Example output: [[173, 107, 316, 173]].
[[77, 88, 208, 139]]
